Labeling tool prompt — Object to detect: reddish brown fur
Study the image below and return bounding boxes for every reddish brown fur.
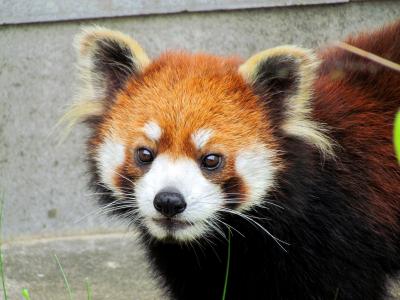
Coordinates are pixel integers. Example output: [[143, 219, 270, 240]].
[[314, 21, 400, 234]]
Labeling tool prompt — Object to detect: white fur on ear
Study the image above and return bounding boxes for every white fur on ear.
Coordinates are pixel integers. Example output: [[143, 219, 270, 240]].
[[75, 26, 150, 102], [239, 46, 334, 157], [60, 27, 150, 136]]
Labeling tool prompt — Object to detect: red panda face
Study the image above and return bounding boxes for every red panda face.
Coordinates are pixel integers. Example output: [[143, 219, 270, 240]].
[[67, 27, 332, 241], [93, 53, 281, 240]]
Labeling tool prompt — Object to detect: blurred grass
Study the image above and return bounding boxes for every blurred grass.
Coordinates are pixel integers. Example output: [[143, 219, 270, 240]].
[[0, 191, 8, 300], [394, 110, 400, 163], [86, 278, 92, 300], [22, 288, 31, 300], [221, 229, 231, 300]]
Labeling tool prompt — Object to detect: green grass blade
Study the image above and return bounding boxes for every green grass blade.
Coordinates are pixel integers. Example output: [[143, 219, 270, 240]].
[[0, 191, 8, 300], [22, 288, 31, 300], [54, 254, 74, 300], [333, 288, 340, 300], [86, 278, 92, 300], [394, 110, 400, 163], [221, 229, 231, 300]]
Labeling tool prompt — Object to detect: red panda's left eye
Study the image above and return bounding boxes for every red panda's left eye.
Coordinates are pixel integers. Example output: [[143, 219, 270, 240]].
[[201, 154, 222, 171]]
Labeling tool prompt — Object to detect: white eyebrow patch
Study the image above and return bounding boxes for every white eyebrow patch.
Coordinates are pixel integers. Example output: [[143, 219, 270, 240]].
[[142, 121, 162, 142], [192, 128, 214, 150]]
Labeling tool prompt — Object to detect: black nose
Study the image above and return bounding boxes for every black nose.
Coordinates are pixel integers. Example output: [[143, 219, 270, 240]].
[[154, 187, 187, 218]]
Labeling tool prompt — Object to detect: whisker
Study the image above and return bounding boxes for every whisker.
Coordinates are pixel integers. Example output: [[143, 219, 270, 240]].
[[219, 207, 289, 252], [212, 215, 246, 239], [73, 197, 123, 224]]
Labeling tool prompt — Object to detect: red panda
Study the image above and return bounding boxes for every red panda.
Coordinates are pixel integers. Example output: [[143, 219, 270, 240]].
[[64, 22, 400, 299]]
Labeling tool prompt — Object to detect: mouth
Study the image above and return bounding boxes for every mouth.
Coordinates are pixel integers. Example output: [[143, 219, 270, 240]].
[[152, 217, 193, 231], [147, 217, 208, 241]]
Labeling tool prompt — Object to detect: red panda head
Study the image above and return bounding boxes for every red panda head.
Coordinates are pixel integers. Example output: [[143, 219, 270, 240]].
[[65, 27, 333, 241]]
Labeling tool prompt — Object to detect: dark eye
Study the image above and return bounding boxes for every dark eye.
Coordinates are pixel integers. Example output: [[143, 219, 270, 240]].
[[201, 154, 222, 171], [136, 148, 154, 164]]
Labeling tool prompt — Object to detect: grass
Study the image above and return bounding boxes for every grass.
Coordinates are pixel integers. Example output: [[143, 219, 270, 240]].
[[20, 255, 91, 300], [394, 110, 400, 163], [221, 229, 231, 300], [22, 288, 31, 300], [86, 278, 92, 300], [334, 288, 340, 300], [0, 191, 8, 300], [54, 254, 74, 300]]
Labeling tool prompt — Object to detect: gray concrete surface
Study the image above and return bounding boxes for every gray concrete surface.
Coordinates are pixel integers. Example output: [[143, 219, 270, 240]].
[[1, 0, 399, 241], [2, 233, 399, 300], [3, 233, 164, 300], [1, 0, 348, 25]]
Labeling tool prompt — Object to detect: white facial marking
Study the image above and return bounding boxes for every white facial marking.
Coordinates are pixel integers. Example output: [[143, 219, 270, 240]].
[[235, 144, 278, 210], [135, 154, 224, 240], [142, 121, 162, 142], [96, 138, 126, 191], [191, 128, 214, 150]]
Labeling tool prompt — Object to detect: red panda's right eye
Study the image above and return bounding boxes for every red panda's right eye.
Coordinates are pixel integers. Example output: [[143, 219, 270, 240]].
[[136, 148, 154, 164], [201, 154, 222, 171]]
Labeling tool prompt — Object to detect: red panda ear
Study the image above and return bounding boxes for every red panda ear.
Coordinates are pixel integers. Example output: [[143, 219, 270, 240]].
[[74, 26, 150, 103], [58, 27, 150, 139], [239, 46, 334, 157], [239, 46, 318, 122]]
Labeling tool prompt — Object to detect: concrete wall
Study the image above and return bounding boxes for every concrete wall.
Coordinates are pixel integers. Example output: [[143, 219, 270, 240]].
[[1, 0, 399, 240]]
